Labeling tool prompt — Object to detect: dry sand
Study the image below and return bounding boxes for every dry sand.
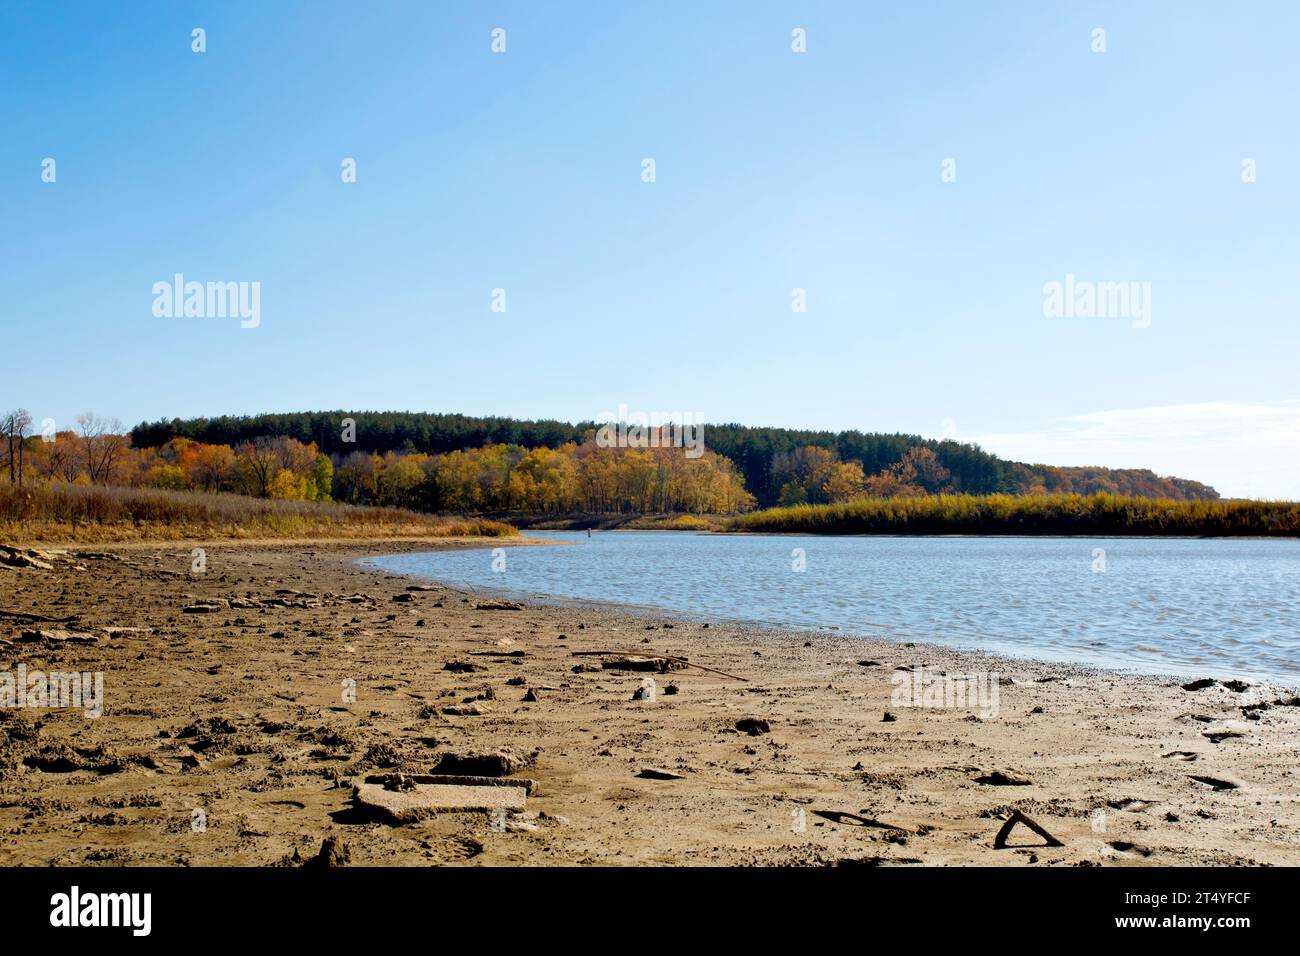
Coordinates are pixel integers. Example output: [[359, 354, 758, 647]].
[[1, 537, 1296, 866]]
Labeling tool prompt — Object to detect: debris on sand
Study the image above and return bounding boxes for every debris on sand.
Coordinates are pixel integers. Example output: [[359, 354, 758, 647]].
[[475, 600, 523, 611], [441, 702, 491, 717], [600, 656, 688, 674], [430, 749, 538, 777], [1189, 774, 1240, 791], [574, 649, 745, 681], [993, 810, 1063, 849], [973, 770, 1031, 786], [522, 688, 540, 702], [100, 626, 154, 637], [1202, 731, 1244, 744], [0, 546, 56, 570], [182, 600, 228, 614], [735, 717, 770, 736], [637, 767, 685, 780], [812, 810, 908, 834], [18, 629, 98, 646], [302, 836, 351, 867], [571, 663, 601, 674], [442, 660, 484, 673], [1181, 677, 1253, 693], [353, 773, 531, 823], [881, 712, 897, 722]]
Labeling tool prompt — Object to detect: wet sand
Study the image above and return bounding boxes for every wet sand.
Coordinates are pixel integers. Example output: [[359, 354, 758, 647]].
[[1, 538, 1297, 866]]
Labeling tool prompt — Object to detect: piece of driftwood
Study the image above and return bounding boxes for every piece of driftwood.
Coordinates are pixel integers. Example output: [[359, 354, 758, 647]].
[[570, 650, 747, 682], [812, 810, 908, 833], [0, 609, 78, 623], [637, 767, 686, 780], [993, 810, 1064, 849]]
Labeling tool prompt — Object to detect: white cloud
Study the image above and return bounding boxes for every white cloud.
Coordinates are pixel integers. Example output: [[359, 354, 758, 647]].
[[968, 401, 1300, 500]]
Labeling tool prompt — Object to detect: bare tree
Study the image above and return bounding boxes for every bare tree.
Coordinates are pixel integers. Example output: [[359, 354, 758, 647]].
[[1, 410, 14, 482], [75, 412, 127, 484], [41, 431, 76, 482], [2, 409, 33, 486]]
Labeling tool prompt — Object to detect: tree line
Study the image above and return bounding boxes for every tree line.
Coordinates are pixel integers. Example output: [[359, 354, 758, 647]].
[[127, 410, 1220, 504], [0, 408, 1221, 517]]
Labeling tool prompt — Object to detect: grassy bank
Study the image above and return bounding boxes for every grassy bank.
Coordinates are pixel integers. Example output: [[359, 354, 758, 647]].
[[488, 512, 726, 532], [0, 481, 517, 544], [726, 492, 1300, 537]]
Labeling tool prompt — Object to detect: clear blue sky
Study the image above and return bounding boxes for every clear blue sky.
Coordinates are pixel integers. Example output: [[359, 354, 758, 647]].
[[4, 1, 1298, 497]]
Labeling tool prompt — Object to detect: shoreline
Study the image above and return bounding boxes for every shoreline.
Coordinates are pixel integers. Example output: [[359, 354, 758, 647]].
[[364, 535, 1300, 691], [1, 537, 1297, 866]]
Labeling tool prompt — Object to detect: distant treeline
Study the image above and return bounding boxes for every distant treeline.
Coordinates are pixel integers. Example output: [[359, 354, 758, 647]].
[[728, 493, 1300, 537], [129, 411, 1220, 505]]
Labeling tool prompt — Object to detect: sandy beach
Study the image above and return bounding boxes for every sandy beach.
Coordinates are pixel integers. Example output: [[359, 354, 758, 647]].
[[1, 537, 1296, 867]]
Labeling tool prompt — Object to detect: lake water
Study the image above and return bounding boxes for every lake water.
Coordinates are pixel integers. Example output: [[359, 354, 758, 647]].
[[363, 532, 1300, 685]]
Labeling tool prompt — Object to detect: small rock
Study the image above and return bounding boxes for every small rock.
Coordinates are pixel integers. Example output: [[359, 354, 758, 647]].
[[637, 767, 685, 780], [304, 837, 351, 868], [443, 660, 483, 673], [735, 717, 770, 736], [441, 702, 491, 717], [431, 748, 538, 777], [974, 770, 1031, 786]]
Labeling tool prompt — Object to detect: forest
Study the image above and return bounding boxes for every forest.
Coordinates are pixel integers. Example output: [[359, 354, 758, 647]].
[[124, 410, 1221, 507]]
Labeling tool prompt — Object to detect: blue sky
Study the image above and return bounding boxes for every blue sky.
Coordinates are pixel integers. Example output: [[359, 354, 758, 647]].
[[3, 1, 1298, 497]]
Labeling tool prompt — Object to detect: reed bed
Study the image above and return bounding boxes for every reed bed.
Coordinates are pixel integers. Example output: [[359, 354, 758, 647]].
[[0, 481, 517, 544], [726, 492, 1300, 537]]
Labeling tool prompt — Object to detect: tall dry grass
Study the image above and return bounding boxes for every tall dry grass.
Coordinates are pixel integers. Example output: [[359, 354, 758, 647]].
[[0, 481, 517, 544], [727, 492, 1300, 537]]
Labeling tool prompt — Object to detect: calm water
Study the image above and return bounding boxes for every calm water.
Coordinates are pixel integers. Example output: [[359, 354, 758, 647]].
[[364, 532, 1300, 685]]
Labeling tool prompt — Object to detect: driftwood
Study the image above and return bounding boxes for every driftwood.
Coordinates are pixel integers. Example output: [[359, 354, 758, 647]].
[[0, 609, 78, 624], [993, 810, 1064, 849], [812, 810, 908, 833], [570, 649, 747, 682]]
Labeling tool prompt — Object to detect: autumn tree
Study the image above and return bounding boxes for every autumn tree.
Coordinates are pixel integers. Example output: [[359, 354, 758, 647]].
[[823, 460, 867, 502], [861, 446, 953, 497], [234, 438, 280, 497], [192, 443, 236, 491]]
